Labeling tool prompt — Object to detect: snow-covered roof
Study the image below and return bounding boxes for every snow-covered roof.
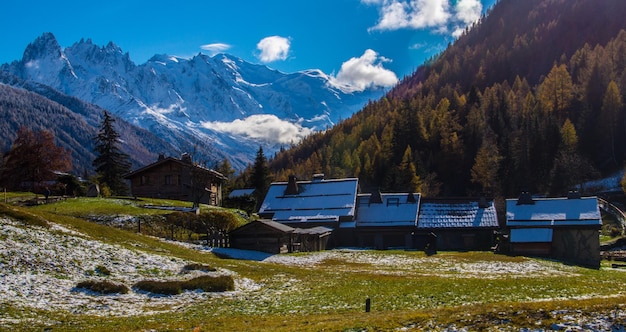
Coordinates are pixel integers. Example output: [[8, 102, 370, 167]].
[[258, 177, 358, 224], [355, 193, 420, 227], [417, 199, 499, 229], [506, 196, 601, 226], [228, 188, 255, 198]]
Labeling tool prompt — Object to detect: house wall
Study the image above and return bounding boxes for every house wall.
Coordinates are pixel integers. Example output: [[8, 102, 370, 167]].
[[422, 229, 496, 251], [551, 228, 601, 268], [230, 231, 291, 254], [128, 161, 222, 205], [129, 162, 188, 200], [509, 242, 552, 256]]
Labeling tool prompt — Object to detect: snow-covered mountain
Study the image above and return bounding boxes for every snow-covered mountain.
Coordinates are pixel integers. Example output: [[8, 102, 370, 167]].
[[1, 33, 385, 169]]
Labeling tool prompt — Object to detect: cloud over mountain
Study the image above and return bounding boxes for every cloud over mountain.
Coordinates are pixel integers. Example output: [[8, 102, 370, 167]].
[[202, 114, 313, 145], [256, 36, 291, 63]]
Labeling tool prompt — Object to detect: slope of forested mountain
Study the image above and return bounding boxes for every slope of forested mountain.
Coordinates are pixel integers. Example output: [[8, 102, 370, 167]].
[[0, 78, 179, 175], [262, 0, 626, 197]]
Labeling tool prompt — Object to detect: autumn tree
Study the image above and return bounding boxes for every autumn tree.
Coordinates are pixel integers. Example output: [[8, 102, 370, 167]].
[[537, 64, 573, 119], [1, 127, 71, 192], [397, 146, 422, 193], [470, 135, 502, 194], [92, 111, 131, 196], [600, 81, 623, 168], [549, 119, 596, 195]]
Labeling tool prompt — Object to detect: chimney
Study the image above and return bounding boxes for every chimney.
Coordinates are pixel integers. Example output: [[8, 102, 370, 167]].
[[285, 175, 299, 195], [516, 190, 535, 205], [370, 189, 383, 204], [567, 188, 581, 199], [478, 192, 489, 209], [158, 154, 165, 161], [407, 192, 417, 203], [312, 173, 324, 182], [181, 153, 192, 164]]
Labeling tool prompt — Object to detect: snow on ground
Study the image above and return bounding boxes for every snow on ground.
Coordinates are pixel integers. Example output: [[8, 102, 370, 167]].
[[210, 247, 577, 278], [0, 217, 257, 318]]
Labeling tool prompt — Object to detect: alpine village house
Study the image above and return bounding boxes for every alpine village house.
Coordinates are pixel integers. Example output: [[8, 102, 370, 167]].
[[125, 154, 226, 206], [229, 174, 603, 268]]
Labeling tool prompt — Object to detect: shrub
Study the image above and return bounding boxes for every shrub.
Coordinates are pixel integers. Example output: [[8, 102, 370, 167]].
[[184, 275, 234, 292], [76, 280, 129, 294], [133, 280, 183, 295], [133, 275, 234, 295], [183, 263, 217, 272], [95, 265, 111, 276]]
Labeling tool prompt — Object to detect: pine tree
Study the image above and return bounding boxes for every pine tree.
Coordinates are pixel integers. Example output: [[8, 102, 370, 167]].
[[92, 111, 131, 196], [600, 81, 623, 168], [249, 146, 271, 210]]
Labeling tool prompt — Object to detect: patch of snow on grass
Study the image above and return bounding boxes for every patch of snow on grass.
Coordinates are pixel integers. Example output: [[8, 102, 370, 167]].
[[0, 218, 256, 318]]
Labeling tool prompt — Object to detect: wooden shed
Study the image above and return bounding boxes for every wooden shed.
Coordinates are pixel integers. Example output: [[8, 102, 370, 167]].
[[229, 220, 294, 254]]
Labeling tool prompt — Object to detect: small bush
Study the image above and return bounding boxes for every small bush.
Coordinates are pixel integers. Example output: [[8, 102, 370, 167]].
[[183, 263, 217, 272], [76, 280, 129, 294], [133, 275, 234, 295], [184, 275, 234, 292], [95, 265, 112, 276], [133, 280, 183, 295]]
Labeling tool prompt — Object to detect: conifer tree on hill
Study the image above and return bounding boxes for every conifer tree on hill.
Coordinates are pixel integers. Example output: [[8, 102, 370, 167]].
[[92, 111, 131, 196]]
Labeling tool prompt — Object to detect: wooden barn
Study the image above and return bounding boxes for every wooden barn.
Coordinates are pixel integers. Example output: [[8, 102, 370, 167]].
[[124, 154, 226, 206], [506, 191, 602, 268], [416, 197, 499, 251]]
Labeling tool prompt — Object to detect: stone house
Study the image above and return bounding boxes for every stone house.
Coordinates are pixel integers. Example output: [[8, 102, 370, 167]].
[[506, 191, 602, 268]]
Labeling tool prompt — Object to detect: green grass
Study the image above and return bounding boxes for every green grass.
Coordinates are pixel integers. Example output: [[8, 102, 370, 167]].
[[2, 194, 626, 331]]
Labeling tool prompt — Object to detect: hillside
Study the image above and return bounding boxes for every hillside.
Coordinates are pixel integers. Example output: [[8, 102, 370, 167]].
[[265, 0, 626, 197], [2, 199, 626, 330], [0, 80, 179, 174]]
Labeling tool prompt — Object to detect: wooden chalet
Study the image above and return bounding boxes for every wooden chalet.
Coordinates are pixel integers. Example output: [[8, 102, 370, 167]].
[[124, 154, 226, 206], [506, 191, 602, 268]]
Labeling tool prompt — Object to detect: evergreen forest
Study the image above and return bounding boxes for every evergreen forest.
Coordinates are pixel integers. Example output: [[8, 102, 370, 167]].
[[257, 0, 626, 198]]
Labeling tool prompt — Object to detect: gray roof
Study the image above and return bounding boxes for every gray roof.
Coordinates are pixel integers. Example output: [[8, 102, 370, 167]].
[[417, 199, 498, 229]]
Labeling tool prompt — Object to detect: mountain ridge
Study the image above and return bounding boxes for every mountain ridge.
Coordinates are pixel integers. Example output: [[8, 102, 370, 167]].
[[1, 33, 384, 169]]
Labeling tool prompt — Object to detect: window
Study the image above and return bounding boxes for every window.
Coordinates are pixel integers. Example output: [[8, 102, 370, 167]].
[[164, 175, 173, 185], [140, 175, 149, 185]]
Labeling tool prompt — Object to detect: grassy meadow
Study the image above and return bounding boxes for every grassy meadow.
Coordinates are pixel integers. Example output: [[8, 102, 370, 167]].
[[1, 196, 626, 331]]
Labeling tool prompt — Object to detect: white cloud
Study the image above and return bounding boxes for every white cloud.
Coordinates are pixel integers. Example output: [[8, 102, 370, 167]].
[[201, 114, 312, 145], [200, 43, 232, 56], [256, 36, 291, 63], [455, 0, 482, 25], [330, 49, 399, 92], [364, 0, 483, 36]]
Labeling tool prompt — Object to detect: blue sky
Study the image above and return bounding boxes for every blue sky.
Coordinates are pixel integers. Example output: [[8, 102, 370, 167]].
[[2, 0, 496, 91]]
